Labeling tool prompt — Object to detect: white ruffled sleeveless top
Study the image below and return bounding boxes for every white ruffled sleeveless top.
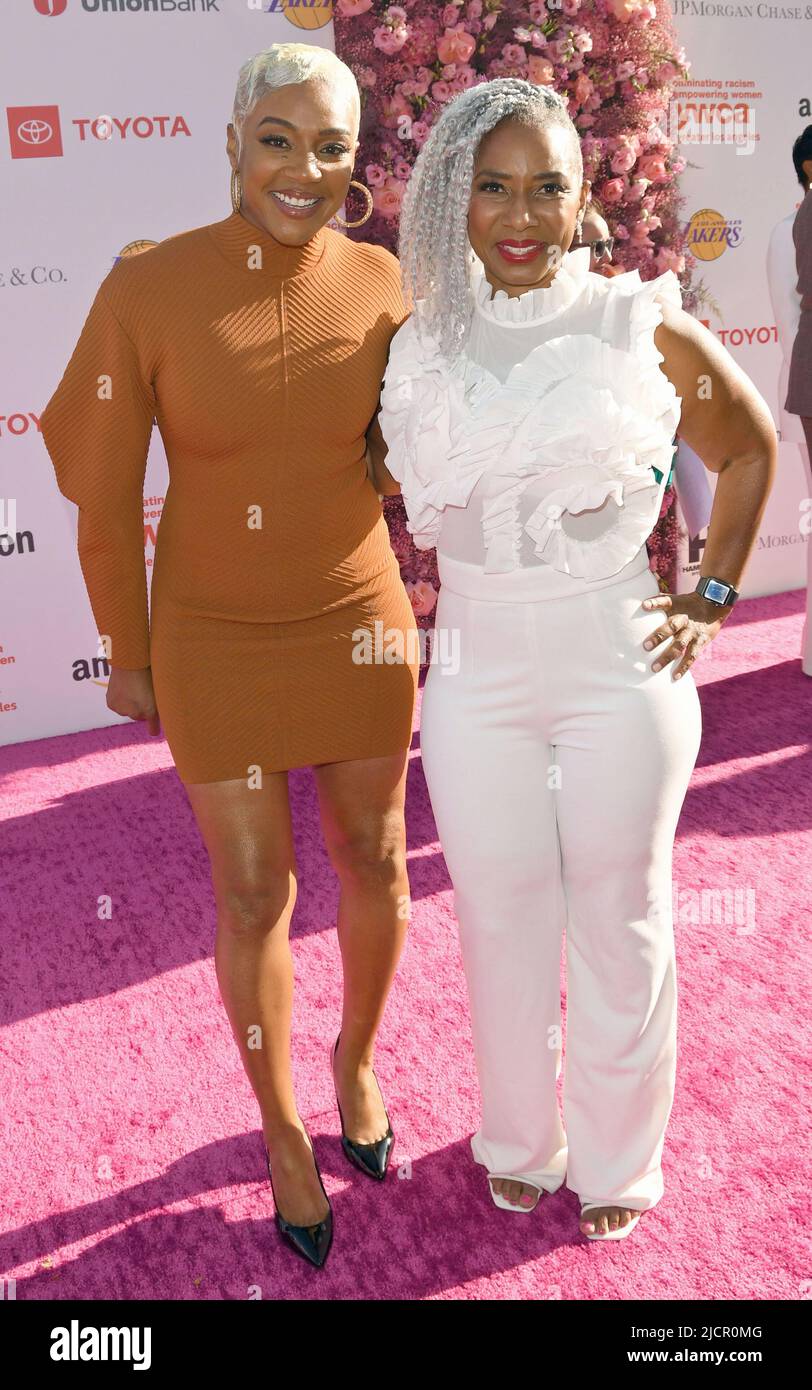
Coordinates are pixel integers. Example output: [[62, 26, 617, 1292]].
[[378, 245, 683, 580]]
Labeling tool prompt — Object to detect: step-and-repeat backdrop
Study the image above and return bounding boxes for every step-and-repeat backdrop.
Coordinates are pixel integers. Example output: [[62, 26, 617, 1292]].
[[1, 2, 809, 749], [670, 5, 811, 596]]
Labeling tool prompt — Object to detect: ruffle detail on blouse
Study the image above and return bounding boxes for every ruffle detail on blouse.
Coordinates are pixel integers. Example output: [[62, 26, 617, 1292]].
[[523, 461, 663, 579], [377, 268, 685, 577], [470, 245, 592, 326], [513, 329, 682, 578], [603, 265, 683, 366], [378, 315, 484, 550]]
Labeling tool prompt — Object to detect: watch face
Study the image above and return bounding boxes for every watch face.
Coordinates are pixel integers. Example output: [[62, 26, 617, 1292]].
[[703, 579, 730, 603]]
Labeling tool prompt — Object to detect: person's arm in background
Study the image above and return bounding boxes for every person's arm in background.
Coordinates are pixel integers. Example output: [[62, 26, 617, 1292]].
[[40, 273, 160, 733], [767, 215, 802, 364]]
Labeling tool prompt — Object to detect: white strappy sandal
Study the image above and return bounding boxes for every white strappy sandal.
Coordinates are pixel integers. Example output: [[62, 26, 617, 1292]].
[[579, 1202, 642, 1240], [487, 1172, 546, 1213]]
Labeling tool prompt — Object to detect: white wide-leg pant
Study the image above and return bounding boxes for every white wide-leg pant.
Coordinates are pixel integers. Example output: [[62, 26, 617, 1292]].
[[420, 546, 703, 1212]]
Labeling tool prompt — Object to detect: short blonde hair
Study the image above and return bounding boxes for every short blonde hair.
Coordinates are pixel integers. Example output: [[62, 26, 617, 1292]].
[[232, 43, 361, 159]]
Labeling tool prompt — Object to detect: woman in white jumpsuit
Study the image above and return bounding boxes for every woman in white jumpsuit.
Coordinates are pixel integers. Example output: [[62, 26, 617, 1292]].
[[373, 80, 776, 1240]]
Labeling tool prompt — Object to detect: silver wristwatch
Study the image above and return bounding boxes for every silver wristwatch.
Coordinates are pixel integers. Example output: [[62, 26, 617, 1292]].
[[695, 575, 739, 607]]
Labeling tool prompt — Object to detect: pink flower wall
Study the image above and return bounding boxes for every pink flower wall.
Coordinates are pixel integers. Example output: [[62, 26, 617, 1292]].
[[333, 0, 696, 639]]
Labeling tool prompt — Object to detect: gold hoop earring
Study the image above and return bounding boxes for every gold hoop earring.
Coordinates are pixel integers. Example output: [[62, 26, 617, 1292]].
[[231, 168, 242, 213], [332, 180, 373, 228]]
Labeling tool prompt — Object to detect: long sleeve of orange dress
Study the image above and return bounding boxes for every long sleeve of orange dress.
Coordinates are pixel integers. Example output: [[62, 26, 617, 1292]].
[[42, 278, 157, 670], [40, 210, 419, 782]]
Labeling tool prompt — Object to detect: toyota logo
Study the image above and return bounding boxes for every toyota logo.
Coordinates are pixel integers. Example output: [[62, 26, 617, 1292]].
[[18, 119, 53, 144]]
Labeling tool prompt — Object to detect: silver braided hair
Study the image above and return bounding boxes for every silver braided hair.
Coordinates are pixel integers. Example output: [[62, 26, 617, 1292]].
[[231, 43, 361, 161], [398, 79, 584, 363]]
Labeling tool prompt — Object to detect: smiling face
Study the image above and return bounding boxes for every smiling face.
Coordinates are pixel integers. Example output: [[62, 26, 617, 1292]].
[[467, 118, 590, 297], [226, 77, 359, 244]]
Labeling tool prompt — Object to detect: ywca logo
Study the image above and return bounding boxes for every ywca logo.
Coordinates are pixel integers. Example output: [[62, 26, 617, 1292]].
[[7, 105, 63, 158]]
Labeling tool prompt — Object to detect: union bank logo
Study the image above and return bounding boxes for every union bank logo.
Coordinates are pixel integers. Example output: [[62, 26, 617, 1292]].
[[7, 105, 63, 158], [686, 209, 743, 262], [270, 0, 334, 30]]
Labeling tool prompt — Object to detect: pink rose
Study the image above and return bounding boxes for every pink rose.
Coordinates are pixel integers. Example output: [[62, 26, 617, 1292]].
[[373, 180, 405, 220], [574, 74, 593, 105], [437, 26, 477, 64], [636, 154, 668, 183], [405, 580, 438, 617], [374, 26, 408, 56], [626, 178, 650, 201], [598, 177, 627, 205], [629, 221, 654, 249], [605, 0, 650, 17], [365, 163, 387, 188], [527, 55, 555, 85], [411, 120, 431, 147], [610, 145, 636, 174]]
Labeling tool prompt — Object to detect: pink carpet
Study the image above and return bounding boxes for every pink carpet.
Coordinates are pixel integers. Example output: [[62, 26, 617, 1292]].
[[1, 586, 809, 1300]]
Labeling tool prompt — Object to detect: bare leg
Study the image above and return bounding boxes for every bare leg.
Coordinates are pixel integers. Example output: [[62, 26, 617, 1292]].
[[800, 418, 812, 676], [184, 773, 328, 1227], [313, 751, 411, 1142]]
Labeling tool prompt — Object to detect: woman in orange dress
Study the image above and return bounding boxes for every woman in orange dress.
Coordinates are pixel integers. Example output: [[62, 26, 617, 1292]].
[[40, 43, 419, 1269]]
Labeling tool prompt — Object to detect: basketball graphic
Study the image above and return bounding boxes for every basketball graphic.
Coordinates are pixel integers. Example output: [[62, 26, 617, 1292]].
[[687, 208, 731, 262], [280, 0, 334, 32], [118, 240, 159, 259]]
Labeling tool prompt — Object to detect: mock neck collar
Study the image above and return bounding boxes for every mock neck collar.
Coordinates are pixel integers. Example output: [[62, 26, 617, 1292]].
[[469, 245, 591, 326], [207, 207, 329, 279]]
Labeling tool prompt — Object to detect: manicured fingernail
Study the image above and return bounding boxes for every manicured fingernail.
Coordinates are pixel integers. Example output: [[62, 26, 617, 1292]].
[[520, 1195, 534, 1206], [652, 662, 661, 671], [643, 640, 653, 649]]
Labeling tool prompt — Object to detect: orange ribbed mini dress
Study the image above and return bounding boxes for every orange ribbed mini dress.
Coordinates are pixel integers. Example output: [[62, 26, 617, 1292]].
[[41, 209, 419, 783]]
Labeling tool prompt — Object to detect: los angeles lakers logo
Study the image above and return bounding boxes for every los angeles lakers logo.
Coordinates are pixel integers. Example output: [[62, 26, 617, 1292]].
[[118, 240, 159, 259], [268, 0, 334, 31], [686, 209, 742, 262]]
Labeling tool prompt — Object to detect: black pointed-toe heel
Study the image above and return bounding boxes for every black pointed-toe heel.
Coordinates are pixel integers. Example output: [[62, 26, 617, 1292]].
[[265, 1134, 333, 1268], [330, 1030, 395, 1182]]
